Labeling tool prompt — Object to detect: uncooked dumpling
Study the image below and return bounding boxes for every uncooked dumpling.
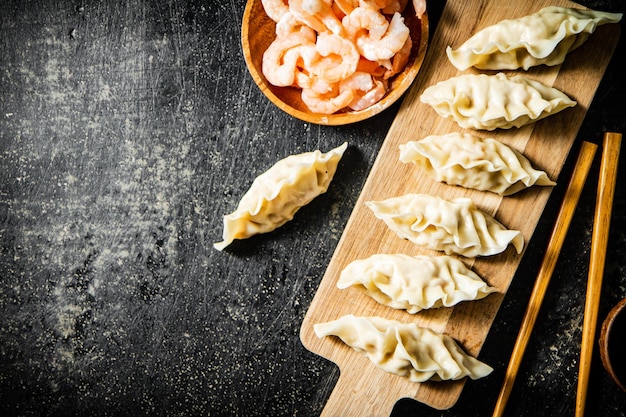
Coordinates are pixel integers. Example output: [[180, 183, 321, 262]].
[[420, 72, 576, 130], [314, 315, 494, 382], [446, 6, 623, 71], [366, 193, 524, 257], [214, 142, 347, 250], [399, 132, 556, 195], [337, 254, 498, 313]]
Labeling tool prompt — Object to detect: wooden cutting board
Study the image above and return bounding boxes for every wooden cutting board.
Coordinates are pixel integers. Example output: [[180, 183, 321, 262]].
[[300, 0, 621, 414]]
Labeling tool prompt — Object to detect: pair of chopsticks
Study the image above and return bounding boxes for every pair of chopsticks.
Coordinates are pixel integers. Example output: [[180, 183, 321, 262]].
[[575, 132, 622, 416], [492, 132, 622, 417]]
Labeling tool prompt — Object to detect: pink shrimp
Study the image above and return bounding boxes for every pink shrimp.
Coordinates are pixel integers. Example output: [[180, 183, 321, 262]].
[[383, 35, 412, 79], [355, 12, 409, 61], [342, 6, 389, 40], [304, 32, 359, 84], [349, 79, 386, 110], [339, 71, 387, 110], [301, 0, 324, 14], [275, 11, 317, 41], [339, 71, 374, 92], [262, 34, 315, 87], [261, 0, 290, 22], [292, 49, 336, 93], [288, 0, 343, 35], [298, 76, 335, 94], [301, 85, 355, 114]]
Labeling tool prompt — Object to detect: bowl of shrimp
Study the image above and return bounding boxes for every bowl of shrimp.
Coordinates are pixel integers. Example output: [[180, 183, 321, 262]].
[[241, 0, 429, 125]]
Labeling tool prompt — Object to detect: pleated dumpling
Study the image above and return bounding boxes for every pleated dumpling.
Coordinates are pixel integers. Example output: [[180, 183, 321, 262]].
[[366, 193, 524, 257], [214, 142, 347, 250], [420, 72, 576, 130], [314, 315, 494, 382], [446, 6, 623, 71], [399, 132, 556, 195], [337, 254, 498, 313]]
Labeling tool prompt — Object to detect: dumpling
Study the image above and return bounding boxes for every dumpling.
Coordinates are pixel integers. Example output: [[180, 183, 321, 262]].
[[446, 6, 623, 71], [399, 132, 556, 195], [365, 193, 523, 257], [337, 254, 498, 313], [314, 314, 493, 382], [420, 72, 576, 130], [214, 142, 347, 250]]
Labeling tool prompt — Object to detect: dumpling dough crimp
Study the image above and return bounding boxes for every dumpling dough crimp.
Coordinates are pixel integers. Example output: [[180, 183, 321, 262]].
[[314, 314, 494, 382], [446, 6, 623, 71], [420, 72, 576, 130], [399, 132, 556, 195], [366, 193, 524, 257], [338, 253, 498, 313], [214, 142, 347, 250]]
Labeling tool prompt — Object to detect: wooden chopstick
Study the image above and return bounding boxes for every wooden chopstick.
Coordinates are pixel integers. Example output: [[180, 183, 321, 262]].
[[575, 132, 623, 417], [492, 141, 598, 417]]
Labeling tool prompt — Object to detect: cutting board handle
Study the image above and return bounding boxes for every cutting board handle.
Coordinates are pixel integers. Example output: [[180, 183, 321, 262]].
[[320, 366, 390, 417], [318, 361, 417, 417]]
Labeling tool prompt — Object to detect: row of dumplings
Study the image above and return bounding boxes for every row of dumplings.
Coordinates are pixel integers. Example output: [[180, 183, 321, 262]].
[[423, 6, 621, 131], [214, 4, 622, 385], [212, 139, 500, 381], [313, 5, 622, 384]]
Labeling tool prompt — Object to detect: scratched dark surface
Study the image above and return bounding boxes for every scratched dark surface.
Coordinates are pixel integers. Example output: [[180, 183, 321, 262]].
[[1, 0, 626, 416]]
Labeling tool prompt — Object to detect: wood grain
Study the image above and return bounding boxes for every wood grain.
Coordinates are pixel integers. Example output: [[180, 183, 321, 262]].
[[300, 0, 621, 413], [576, 132, 623, 417]]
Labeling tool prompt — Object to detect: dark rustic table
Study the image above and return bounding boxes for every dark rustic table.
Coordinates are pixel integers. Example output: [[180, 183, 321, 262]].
[[1, 1, 626, 416]]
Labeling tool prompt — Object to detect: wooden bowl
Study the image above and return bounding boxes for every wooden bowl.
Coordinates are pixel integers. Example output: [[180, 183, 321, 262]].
[[241, 0, 429, 125], [599, 297, 626, 392]]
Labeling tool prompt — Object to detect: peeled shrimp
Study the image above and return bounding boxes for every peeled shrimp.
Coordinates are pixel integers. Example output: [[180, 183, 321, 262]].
[[342, 6, 389, 40], [297, 75, 335, 94], [383, 35, 411, 79], [350, 79, 386, 110], [301, 0, 324, 14], [261, 0, 289, 22], [262, 34, 315, 87], [355, 12, 409, 61], [339, 71, 374, 92], [288, 0, 343, 34], [334, 0, 358, 15], [259, 0, 417, 115], [275, 11, 317, 41], [339, 72, 387, 110], [304, 32, 359, 85], [301, 86, 355, 114]]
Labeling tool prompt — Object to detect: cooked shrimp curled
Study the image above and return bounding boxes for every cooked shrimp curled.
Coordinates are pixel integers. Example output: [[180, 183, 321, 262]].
[[258, 0, 425, 114], [355, 12, 410, 61], [262, 34, 315, 87]]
